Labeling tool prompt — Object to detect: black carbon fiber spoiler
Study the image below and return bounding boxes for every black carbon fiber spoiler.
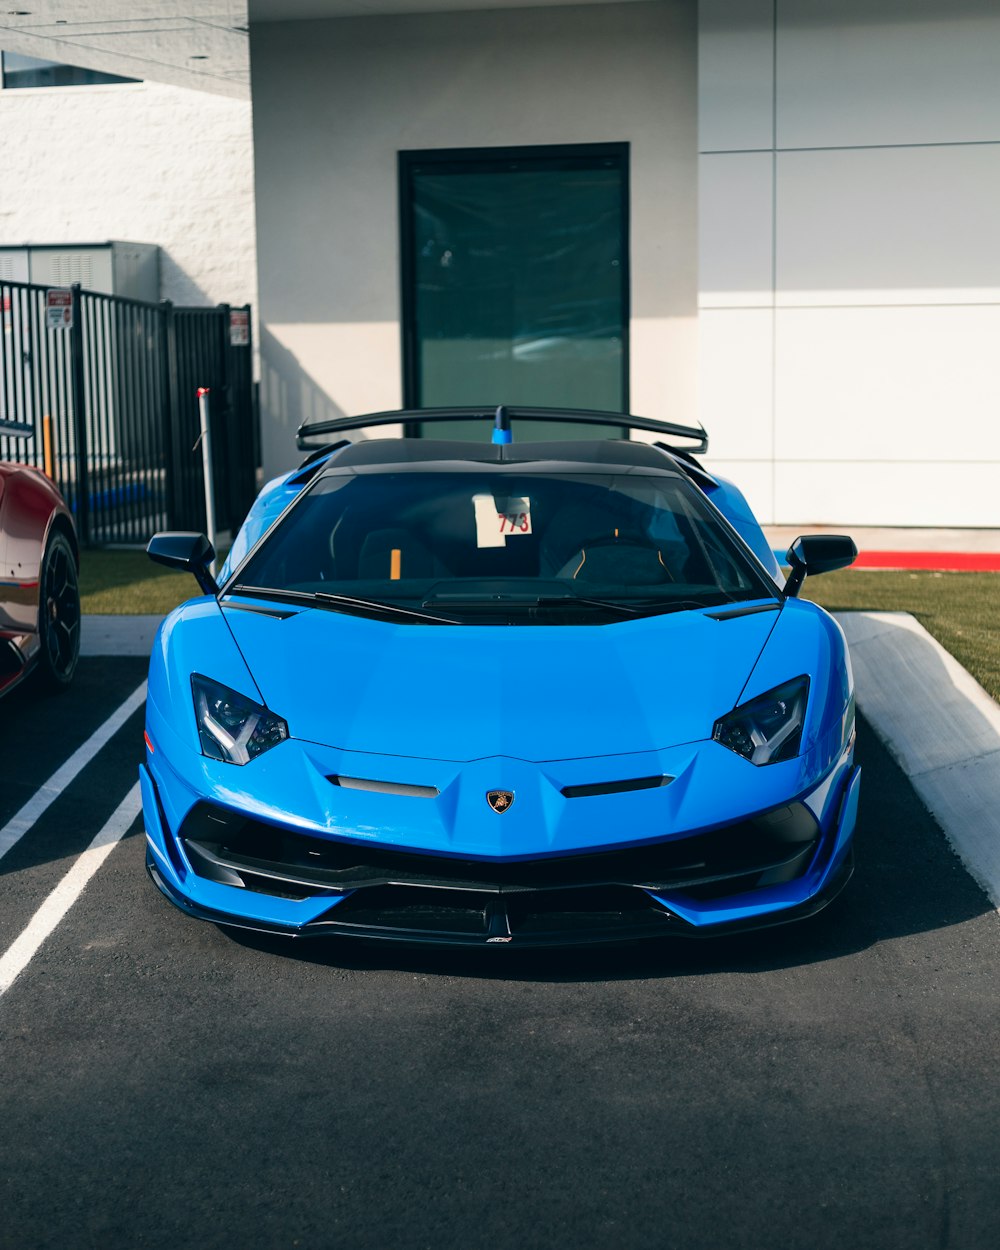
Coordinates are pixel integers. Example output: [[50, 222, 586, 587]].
[[296, 406, 708, 455]]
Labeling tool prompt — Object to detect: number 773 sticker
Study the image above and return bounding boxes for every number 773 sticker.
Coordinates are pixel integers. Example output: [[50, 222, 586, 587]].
[[473, 495, 532, 548]]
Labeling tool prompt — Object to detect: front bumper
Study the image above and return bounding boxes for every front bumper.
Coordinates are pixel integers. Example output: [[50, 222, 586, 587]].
[[146, 847, 854, 946], [141, 757, 860, 947]]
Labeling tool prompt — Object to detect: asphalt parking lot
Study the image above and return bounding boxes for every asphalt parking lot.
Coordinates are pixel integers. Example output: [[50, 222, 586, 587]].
[[2, 658, 999, 1250]]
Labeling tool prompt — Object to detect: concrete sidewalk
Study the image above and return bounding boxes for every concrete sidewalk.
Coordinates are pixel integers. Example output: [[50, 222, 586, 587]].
[[81, 614, 163, 658], [839, 612, 1000, 911]]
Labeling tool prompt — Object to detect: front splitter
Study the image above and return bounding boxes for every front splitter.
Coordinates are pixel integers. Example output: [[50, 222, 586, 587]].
[[146, 851, 853, 949]]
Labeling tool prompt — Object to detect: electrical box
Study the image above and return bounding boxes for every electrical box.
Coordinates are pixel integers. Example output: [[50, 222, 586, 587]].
[[0, 241, 159, 301], [0, 250, 28, 283]]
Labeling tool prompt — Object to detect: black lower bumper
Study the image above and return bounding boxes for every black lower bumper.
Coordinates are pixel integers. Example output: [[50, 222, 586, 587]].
[[146, 850, 853, 949]]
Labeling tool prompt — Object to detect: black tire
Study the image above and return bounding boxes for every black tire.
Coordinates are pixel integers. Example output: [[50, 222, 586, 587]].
[[37, 530, 80, 691]]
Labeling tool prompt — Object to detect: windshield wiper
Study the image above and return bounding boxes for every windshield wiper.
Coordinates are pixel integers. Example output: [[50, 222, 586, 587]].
[[532, 595, 645, 616], [418, 592, 643, 619], [535, 595, 723, 618], [229, 584, 458, 625], [420, 593, 715, 619]]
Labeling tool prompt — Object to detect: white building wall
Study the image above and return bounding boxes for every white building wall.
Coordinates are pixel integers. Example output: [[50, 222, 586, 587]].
[[699, 0, 1000, 527], [0, 77, 256, 310], [251, 1, 697, 481]]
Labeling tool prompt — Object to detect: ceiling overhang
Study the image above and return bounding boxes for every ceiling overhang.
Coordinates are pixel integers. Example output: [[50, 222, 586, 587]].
[[251, 0, 647, 18], [0, 0, 644, 99], [0, 3, 250, 98]]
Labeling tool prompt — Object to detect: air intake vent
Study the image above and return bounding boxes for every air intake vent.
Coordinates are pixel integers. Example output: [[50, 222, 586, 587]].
[[561, 775, 672, 799], [329, 774, 439, 799]]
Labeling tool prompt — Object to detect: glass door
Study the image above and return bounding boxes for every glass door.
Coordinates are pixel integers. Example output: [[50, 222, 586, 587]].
[[400, 144, 629, 439]]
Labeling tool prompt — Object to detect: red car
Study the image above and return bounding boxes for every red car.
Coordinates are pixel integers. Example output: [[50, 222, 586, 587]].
[[0, 459, 80, 697]]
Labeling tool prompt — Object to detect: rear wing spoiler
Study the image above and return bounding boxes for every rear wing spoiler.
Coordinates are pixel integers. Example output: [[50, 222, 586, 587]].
[[296, 406, 708, 455]]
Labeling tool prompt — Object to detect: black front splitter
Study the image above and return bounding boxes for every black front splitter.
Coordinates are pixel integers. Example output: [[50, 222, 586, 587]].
[[146, 850, 854, 949]]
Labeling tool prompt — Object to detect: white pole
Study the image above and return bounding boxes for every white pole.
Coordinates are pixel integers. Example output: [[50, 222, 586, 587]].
[[197, 386, 218, 574]]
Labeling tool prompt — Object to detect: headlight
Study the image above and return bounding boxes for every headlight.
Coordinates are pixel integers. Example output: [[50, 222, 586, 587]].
[[713, 676, 809, 766], [191, 674, 288, 765]]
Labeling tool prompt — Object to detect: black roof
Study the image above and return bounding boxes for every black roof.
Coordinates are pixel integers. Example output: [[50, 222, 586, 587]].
[[323, 437, 682, 474]]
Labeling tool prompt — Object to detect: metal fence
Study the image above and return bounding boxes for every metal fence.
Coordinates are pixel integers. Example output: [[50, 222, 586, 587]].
[[0, 280, 256, 545]]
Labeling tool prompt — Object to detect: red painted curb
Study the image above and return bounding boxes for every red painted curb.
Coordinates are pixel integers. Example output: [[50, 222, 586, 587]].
[[853, 551, 1000, 572]]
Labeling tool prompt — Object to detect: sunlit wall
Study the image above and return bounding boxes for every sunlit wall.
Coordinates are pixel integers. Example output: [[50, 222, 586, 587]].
[[699, 0, 1000, 526]]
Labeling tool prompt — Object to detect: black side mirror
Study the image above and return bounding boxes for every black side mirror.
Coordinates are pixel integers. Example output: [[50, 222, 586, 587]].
[[147, 531, 219, 596], [784, 534, 857, 597]]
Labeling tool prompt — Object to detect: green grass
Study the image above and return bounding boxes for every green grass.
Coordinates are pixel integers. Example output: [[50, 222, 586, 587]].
[[804, 569, 1000, 702], [80, 549, 202, 617], [80, 551, 1000, 702]]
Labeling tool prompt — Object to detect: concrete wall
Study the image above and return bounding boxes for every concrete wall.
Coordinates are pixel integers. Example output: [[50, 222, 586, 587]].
[[0, 76, 256, 309], [699, 0, 1000, 526], [251, 0, 697, 480]]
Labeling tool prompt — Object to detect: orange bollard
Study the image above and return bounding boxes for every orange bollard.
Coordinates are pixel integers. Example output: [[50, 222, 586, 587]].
[[42, 414, 54, 480]]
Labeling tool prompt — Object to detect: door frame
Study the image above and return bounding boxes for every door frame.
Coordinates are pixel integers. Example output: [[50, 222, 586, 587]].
[[398, 142, 631, 421]]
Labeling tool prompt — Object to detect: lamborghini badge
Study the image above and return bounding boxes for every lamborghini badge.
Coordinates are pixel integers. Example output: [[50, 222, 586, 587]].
[[486, 790, 514, 813]]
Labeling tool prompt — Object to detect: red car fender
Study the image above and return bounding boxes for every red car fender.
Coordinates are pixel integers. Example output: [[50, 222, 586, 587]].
[[0, 462, 78, 637]]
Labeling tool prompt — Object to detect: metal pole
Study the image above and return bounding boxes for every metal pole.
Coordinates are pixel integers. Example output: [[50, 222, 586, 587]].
[[197, 387, 218, 574]]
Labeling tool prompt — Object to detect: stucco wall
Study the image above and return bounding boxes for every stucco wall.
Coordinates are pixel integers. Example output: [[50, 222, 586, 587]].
[[0, 77, 256, 310], [699, 0, 1000, 527], [251, 1, 697, 480]]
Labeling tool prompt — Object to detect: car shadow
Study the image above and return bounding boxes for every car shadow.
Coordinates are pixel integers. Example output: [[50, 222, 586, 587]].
[[224, 715, 994, 983]]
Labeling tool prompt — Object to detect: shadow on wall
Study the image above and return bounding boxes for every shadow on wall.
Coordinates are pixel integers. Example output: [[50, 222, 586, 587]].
[[259, 325, 348, 464], [160, 256, 216, 308], [158, 254, 254, 312]]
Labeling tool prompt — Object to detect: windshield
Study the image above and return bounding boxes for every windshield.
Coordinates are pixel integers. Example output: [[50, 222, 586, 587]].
[[228, 469, 777, 624]]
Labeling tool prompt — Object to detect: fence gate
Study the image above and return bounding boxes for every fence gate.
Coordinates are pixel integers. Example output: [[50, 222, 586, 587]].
[[0, 280, 256, 546]]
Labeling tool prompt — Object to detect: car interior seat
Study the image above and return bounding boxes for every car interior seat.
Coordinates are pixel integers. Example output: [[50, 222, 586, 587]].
[[356, 527, 444, 581], [552, 531, 677, 585]]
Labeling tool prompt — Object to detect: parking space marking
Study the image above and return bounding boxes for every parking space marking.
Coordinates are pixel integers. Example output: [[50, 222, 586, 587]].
[[0, 681, 146, 864], [0, 782, 142, 998]]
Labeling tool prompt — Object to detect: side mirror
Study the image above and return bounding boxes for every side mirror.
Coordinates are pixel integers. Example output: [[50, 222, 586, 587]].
[[147, 531, 219, 596], [784, 534, 857, 597]]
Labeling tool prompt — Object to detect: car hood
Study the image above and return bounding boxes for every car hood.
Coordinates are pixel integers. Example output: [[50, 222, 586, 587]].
[[222, 600, 781, 762]]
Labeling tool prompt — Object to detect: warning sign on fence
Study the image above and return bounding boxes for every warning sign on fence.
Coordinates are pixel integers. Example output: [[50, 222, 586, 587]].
[[229, 309, 250, 347], [45, 288, 73, 330]]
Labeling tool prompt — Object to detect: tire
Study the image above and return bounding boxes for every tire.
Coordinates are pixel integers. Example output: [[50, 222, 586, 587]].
[[37, 530, 80, 691]]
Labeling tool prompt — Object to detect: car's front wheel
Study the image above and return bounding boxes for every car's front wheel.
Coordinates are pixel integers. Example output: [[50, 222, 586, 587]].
[[37, 530, 80, 690]]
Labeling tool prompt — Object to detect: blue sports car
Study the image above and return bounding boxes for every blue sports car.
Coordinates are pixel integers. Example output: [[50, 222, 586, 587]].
[[141, 407, 859, 946]]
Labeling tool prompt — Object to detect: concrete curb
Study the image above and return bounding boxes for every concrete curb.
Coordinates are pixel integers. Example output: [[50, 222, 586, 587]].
[[836, 611, 1000, 913]]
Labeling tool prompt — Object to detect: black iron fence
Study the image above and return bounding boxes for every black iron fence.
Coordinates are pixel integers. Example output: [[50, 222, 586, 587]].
[[0, 280, 256, 545]]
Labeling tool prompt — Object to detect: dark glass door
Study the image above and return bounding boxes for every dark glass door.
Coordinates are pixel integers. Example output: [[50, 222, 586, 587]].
[[400, 145, 629, 438]]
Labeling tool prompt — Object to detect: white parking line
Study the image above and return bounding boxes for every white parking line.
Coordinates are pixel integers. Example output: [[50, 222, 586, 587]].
[[0, 781, 142, 998], [0, 681, 146, 864]]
